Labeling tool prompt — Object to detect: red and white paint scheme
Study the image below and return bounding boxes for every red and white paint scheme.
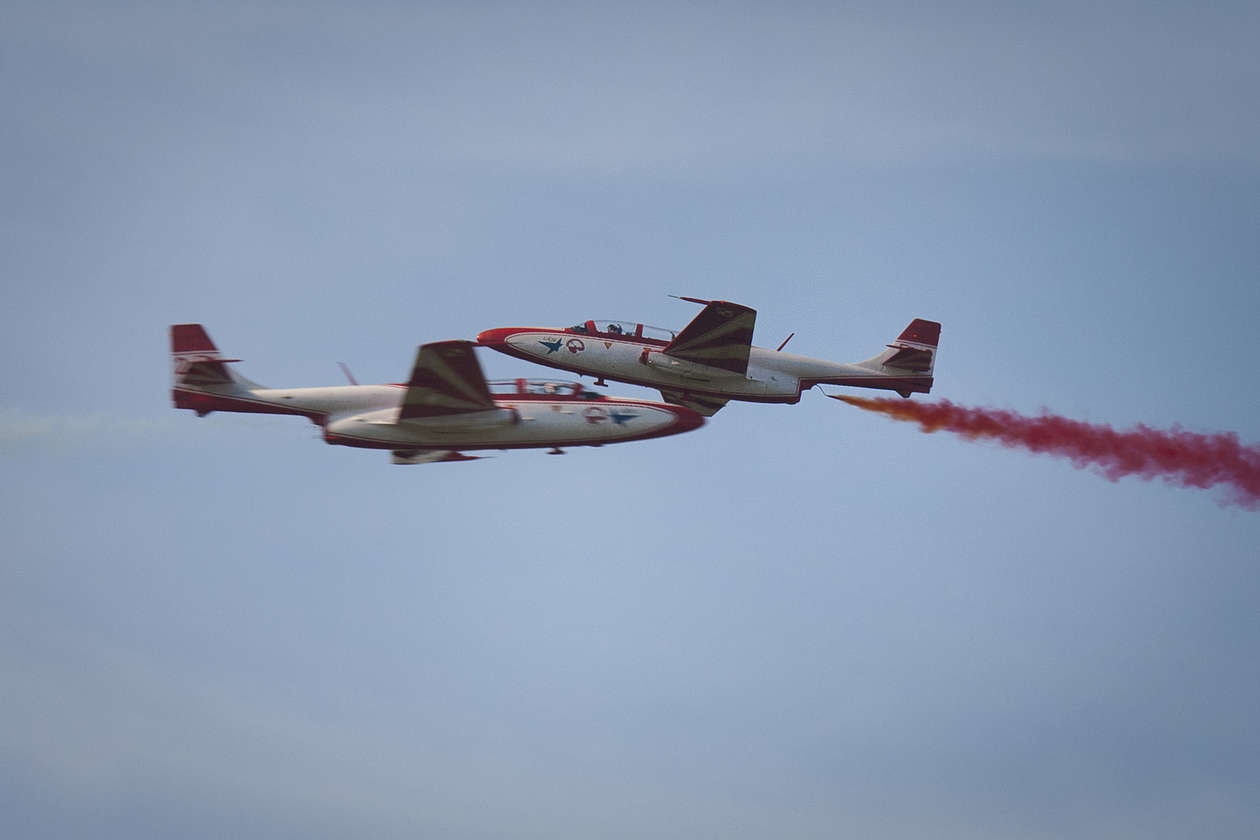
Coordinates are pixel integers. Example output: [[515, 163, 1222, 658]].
[[477, 299, 941, 416], [171, 324, 704, 464]]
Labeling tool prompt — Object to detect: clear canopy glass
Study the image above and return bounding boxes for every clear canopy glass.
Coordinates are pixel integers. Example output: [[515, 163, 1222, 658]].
[[488, 379, 602, 399], [568, 320, 675, 341]]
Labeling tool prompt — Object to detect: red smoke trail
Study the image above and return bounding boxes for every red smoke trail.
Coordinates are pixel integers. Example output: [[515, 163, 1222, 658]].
[[831, 395, 1260, 509]]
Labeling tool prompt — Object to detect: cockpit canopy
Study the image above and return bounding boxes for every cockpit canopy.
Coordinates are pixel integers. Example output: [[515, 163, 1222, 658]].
[[567, 320, 676, 342], [488, 379, 604, 399]]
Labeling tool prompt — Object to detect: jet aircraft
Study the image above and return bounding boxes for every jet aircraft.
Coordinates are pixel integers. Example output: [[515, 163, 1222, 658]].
[[477, 299, 941, 416], [170, 324, 704, 464]]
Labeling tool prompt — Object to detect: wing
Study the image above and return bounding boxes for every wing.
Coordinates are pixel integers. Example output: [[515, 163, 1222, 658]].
[[659, 389, 730, 417], [392, 449, 483, 465], [399, 340, 496, 419], [663, 301, 756, 375]]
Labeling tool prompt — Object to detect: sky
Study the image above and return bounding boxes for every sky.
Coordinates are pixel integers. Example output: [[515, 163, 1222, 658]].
[[3, 2, 1259, 838]]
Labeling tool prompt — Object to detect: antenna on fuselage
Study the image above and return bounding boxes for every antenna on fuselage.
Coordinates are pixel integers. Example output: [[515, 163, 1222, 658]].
[[337, 362, 359, 385], [776, 332, 795, 352]]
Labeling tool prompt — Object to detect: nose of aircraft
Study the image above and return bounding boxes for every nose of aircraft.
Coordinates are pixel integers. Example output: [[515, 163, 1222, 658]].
[[668, 405, 706, 434], [475, 327, 517, 347]]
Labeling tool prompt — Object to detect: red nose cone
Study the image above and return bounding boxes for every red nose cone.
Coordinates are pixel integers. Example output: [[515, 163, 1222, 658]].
[[476, 328, 519, 347], [670, 406, 706, 434]]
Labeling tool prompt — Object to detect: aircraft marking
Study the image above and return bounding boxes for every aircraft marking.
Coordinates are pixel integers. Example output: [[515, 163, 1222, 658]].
[[566, 338, 586, 354], [539, 338, 564, 354]]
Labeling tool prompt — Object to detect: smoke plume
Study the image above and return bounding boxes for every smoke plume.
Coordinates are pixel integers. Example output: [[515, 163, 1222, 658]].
[[831, 395, 1260, 509]]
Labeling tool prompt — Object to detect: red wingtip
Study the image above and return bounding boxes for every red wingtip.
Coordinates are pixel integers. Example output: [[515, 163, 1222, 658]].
[[171, 324, 218, 353], [897, 319, 941, 347]]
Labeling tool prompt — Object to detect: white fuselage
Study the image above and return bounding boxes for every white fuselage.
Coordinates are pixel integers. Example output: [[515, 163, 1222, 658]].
[[322, 394, 694, 450], [172, 382, 699, 450], [484, 331, 889, 403]]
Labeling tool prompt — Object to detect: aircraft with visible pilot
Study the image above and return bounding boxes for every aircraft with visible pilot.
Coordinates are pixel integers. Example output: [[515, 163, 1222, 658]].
[[170, 324, 704, 464], [477, 298, 941, 416]]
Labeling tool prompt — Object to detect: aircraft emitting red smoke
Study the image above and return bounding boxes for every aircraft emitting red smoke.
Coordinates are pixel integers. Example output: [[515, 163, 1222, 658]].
[[832, 395, 1260, 509]]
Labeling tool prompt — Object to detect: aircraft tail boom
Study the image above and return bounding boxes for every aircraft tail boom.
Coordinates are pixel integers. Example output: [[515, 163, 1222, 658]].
[[813, 318, 940, 398]]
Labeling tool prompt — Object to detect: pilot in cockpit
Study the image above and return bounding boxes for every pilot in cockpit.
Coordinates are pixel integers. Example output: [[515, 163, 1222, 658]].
[[607, 323, 623, 335], [569, 323, 588, 334]]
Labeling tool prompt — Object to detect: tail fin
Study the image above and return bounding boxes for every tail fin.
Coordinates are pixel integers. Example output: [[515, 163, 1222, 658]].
[[870, 319, 940, 375], [170, 324, 259, 390], [852, 318, 940, 397]]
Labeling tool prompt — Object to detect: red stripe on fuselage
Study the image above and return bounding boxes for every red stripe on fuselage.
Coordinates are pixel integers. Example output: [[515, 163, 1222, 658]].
[[323, 407, 702, 450], [477, 327, 670, 350], [174, 387, 700, 424], [473, 338, 796, 402], [172, 388, 324, 421], [482, 332, 934, 401]]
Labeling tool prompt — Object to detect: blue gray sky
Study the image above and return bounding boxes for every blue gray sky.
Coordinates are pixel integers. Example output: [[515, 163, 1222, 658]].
[[3, 2, 1259, 838]]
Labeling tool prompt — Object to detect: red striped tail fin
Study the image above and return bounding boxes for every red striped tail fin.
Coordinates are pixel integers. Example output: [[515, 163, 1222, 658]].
[[838, 318, 940, 398], [170, 324, 246, 387]]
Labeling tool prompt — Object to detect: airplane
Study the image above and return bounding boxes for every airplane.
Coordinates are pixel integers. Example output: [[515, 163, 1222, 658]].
[[476, 298, 941, 416], [170, 324, 704, 464]]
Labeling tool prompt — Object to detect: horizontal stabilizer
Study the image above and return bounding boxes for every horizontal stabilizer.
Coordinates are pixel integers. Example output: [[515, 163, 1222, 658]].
[[882, 345, 934, 371], [177, 359, 239, 385]]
